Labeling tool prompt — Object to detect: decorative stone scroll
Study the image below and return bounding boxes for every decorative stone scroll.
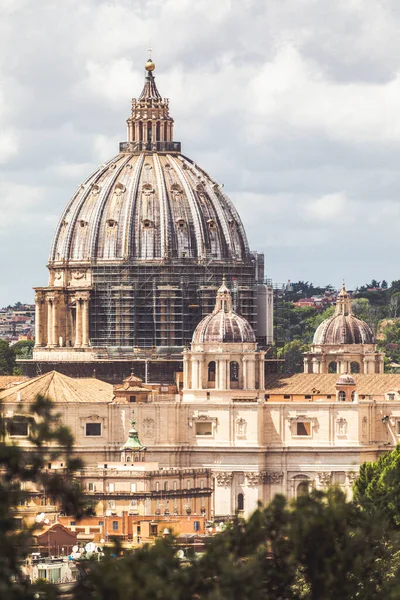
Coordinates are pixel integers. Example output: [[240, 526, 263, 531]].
[[346, 471, 358, 484], [336, 417, 348, 436], [80, 414, 106, 430], [143, 417, 155, 439], [188, 413, 218, 427], [246, 472, 262, 486], [317, 472, 332, 486], [264, 471, 284, 484], [236, 417, 247, 438], [215, 472, 233, 486]]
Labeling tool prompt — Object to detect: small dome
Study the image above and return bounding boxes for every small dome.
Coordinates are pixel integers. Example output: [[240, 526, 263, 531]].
[[192, 281, 256, 344], [336, 373, 356, 386], [313, 285, 374, 345]]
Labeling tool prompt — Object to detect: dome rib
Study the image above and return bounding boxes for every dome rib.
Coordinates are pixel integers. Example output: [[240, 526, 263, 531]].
[[49, 153, 251, 265]]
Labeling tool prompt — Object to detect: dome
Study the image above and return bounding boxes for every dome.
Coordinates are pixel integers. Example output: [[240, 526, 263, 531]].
[[336, 373, 356, 386], [192, 281, 256, 344], [313, 285, 375, 346], [49, 153, 248, 264], [49, 60, 248, 266]]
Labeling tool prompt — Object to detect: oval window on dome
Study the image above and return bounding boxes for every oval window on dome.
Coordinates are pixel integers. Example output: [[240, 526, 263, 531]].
[[79, 220, 87, 228], [207, 219, 217, 231], [106, 219, 117, 228], [115, 182, 126, 195], [142, 183, 153, 193], [171, 184, 182, 193], [144, 163, 152, 171], [92, 184, 101, 195], [176, 219, 186, 230], [142, 219, 153, 229]]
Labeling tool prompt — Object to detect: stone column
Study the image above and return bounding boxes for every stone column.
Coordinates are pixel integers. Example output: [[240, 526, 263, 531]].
[[242, 358, 248, 390], [82, 295, 90, 347], [52, 296, 58, 347], [259, 355, 265, 390], [34, 293, 44, 347], [246, 357, 255, 390], [46, 297, 54, 347], [218, 359, 227, 390], [183, 352, 189, 389], [74, 298, 82, 348]]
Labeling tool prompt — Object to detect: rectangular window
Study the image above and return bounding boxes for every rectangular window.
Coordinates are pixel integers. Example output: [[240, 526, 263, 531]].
[[112, 521, 118, 531], [88, 482, 95, 492], [86, 422, 101, 436], [195, 422, 212, 436], [388, 393, 395, 401], [108, 483, 115, 492], [397, 421, 400, 435], [70, 521, 76, 526], [200, 479, 204, 489], [9, 420, 29, 437], [296, 422, 311, 436], [284, 395, 290, 399], [107, 500, 116, 509], [305, 395, 311, 399], [131, 483, 137, 492], [98, 521, 104, 527], [173, 481, 177, 491], [155, 482, 159, 492], [193, 521, 200, 532], [150, 524, 158, 536], [129, 396, 136, 403]]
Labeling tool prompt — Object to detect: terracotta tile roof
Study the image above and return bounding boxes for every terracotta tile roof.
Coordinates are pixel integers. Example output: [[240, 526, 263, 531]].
[[264, 373, 400, 395], [0, 376, 28, 390], [0, 371, 114, 404]]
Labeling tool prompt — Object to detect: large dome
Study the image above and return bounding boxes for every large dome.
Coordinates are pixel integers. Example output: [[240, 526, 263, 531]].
[[192, 282, 256, 345], [313, 286, 374, 345], [49, 152, 249, 264], [33, 58, 268, 354]]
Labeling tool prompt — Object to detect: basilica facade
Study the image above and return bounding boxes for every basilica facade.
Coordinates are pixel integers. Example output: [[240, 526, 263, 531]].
[[5, 283, 400, 521]]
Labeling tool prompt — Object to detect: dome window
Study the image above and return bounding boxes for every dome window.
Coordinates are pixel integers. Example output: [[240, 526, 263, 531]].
[[79, 220, 87, 228], [91, 184, 101, 195], [109, 163, 117, 170], [207, 219, 216, 231], [115, 182, 126, 195], [229, 219, 236, 229], [144, 163, 152, 170], [107, 219, 117, 228], [196, 184, 205, 193], [165, 163, 172, 170], [176, 219, 186, 230], [142, 183, 153, 194], [171, 183, 182, 193], [142, 219, 153, 229]]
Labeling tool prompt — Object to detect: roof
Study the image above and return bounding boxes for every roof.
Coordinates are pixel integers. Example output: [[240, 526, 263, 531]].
[[264, 373, 400, 396], [0, 371, 114, 404], [0, 376, 28, 390]]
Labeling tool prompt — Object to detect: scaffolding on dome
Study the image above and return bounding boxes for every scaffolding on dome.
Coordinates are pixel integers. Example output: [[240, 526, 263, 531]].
[[89, 259, 260, 349]]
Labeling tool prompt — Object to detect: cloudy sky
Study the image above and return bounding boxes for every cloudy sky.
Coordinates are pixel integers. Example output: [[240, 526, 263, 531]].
[[1, 0, 400, 305]]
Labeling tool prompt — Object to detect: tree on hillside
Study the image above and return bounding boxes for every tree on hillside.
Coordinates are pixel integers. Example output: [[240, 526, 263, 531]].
[[0, 340, 16, 375], [278, 340, 310, 373], [0, 394, 91, 599]]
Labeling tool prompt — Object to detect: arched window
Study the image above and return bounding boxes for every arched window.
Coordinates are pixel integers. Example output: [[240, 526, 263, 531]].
[[208, 361, 216, 383], [350, 361, 360, 374], [237, 493, 244, 511], [351, 391, 356, 402], [328, 362, 337, 373], [338, 390, 346, 401], [164, 481, 169, 492], [164, 122, 168, 141], [156, 121, 160, 142], [147, 121, 152, 143], [229, 360, 239, 383], [297, 480, 310, 497], [139, 121, 143, 141]]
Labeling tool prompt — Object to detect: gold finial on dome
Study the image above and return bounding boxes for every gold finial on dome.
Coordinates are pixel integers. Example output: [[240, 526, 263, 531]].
[[145, 59, 155, 72]]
